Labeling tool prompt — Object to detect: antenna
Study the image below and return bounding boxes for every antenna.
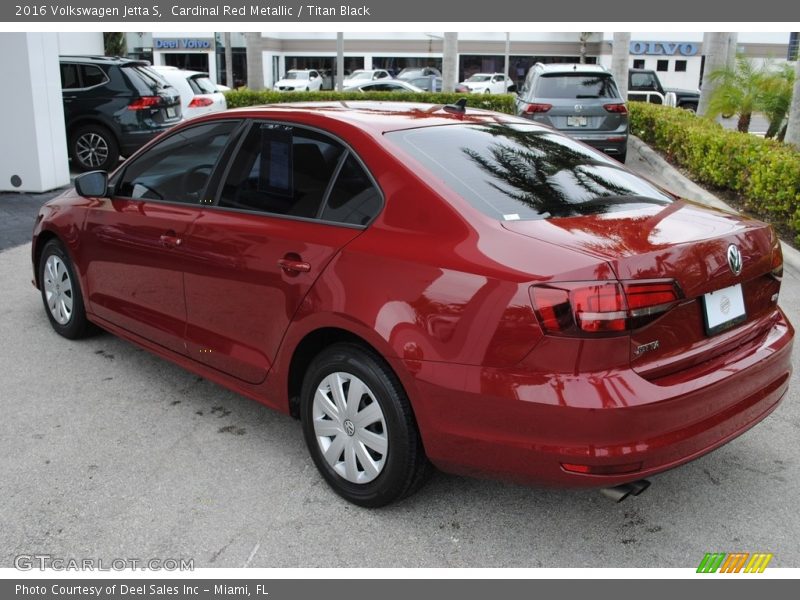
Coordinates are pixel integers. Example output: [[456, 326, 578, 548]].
[[443, 98, 468, 114]]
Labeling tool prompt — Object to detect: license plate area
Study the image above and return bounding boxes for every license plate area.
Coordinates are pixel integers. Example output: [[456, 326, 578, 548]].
[[702, 283, 746, 336], [567, 115, 588, 127], [166, 106, 177, 119]]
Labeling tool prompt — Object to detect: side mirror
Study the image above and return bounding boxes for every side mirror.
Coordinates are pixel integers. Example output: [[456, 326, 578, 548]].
[[74, 170, 108, 198]]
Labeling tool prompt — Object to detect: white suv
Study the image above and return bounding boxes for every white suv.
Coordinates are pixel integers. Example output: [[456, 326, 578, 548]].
[[274, 69, 323, 92]]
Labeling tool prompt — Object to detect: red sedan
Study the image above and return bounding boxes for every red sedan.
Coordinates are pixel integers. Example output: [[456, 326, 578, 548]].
[[32, 102, 793, 506]]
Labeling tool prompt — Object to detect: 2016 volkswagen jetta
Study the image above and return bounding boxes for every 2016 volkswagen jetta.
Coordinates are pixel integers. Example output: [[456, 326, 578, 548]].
[[32, 102, 793, 506]]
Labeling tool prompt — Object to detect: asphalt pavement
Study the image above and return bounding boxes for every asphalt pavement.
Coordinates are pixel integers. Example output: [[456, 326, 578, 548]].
[[0, 143, 798, 568]]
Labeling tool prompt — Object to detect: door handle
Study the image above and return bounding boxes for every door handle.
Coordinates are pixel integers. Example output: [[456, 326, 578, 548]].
[[159, 232, 183, 249], [278, 257, 311, 273]]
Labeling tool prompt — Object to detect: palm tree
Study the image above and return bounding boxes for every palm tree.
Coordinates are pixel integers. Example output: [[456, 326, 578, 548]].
[[759, 62, 795, 139], [786, 60, 800, 149], [706, 55, 768, 132]]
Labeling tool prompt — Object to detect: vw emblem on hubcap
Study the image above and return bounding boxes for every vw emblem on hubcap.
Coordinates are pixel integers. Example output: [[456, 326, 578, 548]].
[[343, 419, 355, 437], [727, 244, 743, 276]]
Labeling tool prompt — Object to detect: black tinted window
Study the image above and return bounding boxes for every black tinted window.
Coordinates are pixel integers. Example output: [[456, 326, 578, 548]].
[[321, 155, 381, 225], [60, 63, 79, 89], [219, 124, 344, 218], [387, 123, 672, 221], [535, 73, 619, 99], [116, 121, 237, 203], [80, 65, 107, 87]]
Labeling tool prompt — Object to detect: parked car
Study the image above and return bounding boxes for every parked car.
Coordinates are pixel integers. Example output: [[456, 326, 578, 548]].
[[628, 68, 700, 111], [274, 69, 323, 92], [59, 55, 182, 171], [151, 66, 227, 120], [349, 80, 424, 93], [33, 102, 792, 507], [515, 63, 629, 162], [343, 69, 392, 89], [403, 76, 443, 92], [459, 73, 514, 94], [396, 67, 441, 79]]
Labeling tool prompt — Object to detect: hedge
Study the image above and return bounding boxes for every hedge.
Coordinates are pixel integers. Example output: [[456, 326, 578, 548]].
[[629, 103, 800, 242], [223, 89, 516, 114]]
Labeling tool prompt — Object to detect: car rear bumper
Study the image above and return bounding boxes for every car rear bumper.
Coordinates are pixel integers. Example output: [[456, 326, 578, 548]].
[[565, 132, 628, 157], [400, 309, 793, 488]]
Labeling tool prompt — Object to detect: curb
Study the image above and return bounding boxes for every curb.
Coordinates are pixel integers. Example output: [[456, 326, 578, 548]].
[[629, 135, 800, 278]]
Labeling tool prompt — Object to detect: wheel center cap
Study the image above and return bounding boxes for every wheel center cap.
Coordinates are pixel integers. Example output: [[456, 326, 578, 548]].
[[343, 419, 355, 437]]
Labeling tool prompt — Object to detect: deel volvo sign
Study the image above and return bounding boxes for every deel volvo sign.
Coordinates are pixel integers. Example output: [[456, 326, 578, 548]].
[[154, 38, 214, 50]]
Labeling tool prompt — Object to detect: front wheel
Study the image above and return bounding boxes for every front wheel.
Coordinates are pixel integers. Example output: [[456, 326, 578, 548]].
[[300, 343, 429, 507], [38, 239, 94, 339]]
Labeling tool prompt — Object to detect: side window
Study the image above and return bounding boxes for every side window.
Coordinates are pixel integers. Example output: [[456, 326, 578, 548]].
[[60, 63, 79, 89], [80, 65, 107, 87], [321, 154, 381, 226], [219, 124, 344, 218], [116, 121, 238, 203], [377, 71, 389, 79]]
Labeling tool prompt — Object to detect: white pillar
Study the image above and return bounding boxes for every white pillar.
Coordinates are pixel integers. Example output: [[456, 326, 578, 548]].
[[611, 32, 631, 101], [0, 33, 69, 193]]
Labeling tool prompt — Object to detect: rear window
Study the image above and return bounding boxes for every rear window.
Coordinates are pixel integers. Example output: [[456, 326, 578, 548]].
[[188, 75, 217, 94], [535, 73, 620, 99], [386, 123, 672, 221], [124, 65, 168, 92]]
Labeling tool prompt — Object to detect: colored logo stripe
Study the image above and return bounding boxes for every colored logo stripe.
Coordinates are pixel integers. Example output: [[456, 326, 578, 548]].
[[697, 553, 773, 573]]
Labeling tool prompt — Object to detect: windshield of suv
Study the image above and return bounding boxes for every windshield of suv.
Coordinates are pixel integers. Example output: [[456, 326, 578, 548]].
[[536, 73, 619, 99], [386, 123, 671, 221], [467, 75, 491, 82], [286, 72, 309, 80]]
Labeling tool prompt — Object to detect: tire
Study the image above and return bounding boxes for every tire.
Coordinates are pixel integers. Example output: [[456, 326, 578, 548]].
[[69, 124, 120, 172], [38, 239, 93, 339], [681, 103, 698, 113], [300, 343, 430, 507]]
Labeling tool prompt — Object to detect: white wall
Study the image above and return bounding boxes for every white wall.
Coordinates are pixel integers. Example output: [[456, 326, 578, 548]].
[[0, 33, 69, 192], [57, 32, 103, 55]]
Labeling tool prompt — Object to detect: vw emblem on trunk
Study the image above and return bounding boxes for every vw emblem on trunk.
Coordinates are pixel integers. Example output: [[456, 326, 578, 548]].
[[574, 104, 583, 112], [727, 244, 743, 276]]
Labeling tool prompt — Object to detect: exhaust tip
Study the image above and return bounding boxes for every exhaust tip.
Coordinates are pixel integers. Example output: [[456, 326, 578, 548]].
[[601, 479, 651, 503]]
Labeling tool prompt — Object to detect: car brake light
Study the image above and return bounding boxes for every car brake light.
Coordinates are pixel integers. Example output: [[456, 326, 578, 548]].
[[604, 103, 628, 114], [530, 280, 680, 336], [525, 103, 552, 114], [127, 96, 161, 110], [771, 244, 783, 280], [562, 461, 642, 475], [188, 97, 214, 108]]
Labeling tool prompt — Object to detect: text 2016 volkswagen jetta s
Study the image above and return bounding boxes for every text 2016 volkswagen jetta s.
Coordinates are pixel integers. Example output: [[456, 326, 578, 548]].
[[32, 102, 793, 506]]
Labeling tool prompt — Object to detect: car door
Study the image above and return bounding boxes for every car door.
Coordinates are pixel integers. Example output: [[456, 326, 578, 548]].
[[82, 120, 241, 354], [181, 121, 382, 384]]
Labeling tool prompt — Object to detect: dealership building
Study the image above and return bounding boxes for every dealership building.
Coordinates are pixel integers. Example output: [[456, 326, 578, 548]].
[[124, 31, 796, 90]]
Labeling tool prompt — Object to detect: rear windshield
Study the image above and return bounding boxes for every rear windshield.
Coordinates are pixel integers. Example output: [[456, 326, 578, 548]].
[[535, 73, 620, 99], [386, 123, 672, 221], [125, 65, 169, 92], [189, 75, 217, 94]]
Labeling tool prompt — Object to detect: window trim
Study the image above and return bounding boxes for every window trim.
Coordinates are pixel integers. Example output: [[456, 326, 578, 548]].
[[205, 118, 385, 230], [109, 118, 246, 207]]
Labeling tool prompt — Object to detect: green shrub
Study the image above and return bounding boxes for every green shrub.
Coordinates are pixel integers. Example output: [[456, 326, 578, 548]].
[[223, 89, 517, 114], [629, 103, 800, 242]]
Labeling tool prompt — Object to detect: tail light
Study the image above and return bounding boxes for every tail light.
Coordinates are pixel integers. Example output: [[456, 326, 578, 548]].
[[530, 280, 681, 336], [525, 103, 552, 114], [770, 243, 783, 280], [603, 103, 628, 114], [127, 96, 161, 110], [189, 97, 214, 108]]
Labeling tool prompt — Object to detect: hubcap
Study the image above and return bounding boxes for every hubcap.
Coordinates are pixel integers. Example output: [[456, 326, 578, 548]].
[[43, 255, 74, 325], [312, 372, 388, 484], [75, 132, 109, 168]]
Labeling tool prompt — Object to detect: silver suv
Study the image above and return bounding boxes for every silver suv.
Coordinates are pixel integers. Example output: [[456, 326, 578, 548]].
[[515, 63, 628, 162]]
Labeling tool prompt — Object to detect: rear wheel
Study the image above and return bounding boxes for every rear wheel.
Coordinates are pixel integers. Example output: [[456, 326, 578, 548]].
[[70, 124, 119, 172], [38, 239, 93, 339], [300, 343, 429, 507]]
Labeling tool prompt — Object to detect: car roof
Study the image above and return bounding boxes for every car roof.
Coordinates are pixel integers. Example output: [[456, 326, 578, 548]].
[[535, 63, 610, 75], [222, 101, 540, 134], [59, 55, 145, 65]]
